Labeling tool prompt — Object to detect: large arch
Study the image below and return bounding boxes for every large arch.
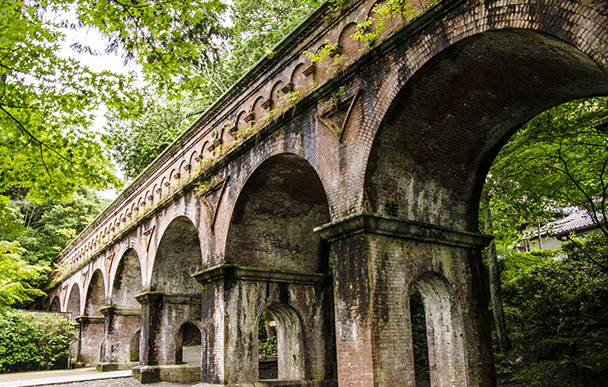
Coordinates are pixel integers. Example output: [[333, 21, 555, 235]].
[[66, 283, 81, 318], [100, 248, 143, 368], [81, 270, 106, 365], [85, 270, 106, 317], [349, 24, 608, 387], [111, 248, 142, 307], [364, 28, 608, 230], [225, 153, 331, 273], [151, 216, 202, 294], [204, 153, 336, 386], [133, 215, 203, 380]]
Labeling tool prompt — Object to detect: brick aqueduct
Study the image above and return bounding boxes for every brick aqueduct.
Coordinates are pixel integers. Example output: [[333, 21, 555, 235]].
[[42, 0, 607, 385]]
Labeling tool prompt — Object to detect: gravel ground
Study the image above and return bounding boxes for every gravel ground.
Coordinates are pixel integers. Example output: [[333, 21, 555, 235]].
[[37, 378, 194, 387]]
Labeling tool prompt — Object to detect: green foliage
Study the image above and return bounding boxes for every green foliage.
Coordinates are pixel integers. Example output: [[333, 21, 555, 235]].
[[561, 233, 608, 271], [0, 241, 48, 308], [104, 0, 315, 179], [501, 245, 608, 341], [484, 97, 608, 245], [352, 0, 419, 44], [1, 0, 129, 205], [259, 335, 277, 360], [0, 310, 77, 373], [225, 0, 316, 83], [105, 91, 199, 180], [258, 310, 277, 359], [5, 187, 105, 266], [74, 0, 229, 97]]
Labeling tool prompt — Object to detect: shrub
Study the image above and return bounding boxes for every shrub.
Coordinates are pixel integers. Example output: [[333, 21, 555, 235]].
[[0, 309, 78, 373]]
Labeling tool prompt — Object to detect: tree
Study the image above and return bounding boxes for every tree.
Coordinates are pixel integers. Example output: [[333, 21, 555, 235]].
[[1, 0, 131, 204], [481, 97, 608, 354], [105, 91, 200, 180], [73, 0, 229, 97], [3, 187, 106, 267], [0, 241, 47, 308], [484, 97, 608, 245], [104, 0, 316, 179]]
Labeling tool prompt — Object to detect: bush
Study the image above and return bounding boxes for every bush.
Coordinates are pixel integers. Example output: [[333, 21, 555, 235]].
[[0, 309, 78, 373]]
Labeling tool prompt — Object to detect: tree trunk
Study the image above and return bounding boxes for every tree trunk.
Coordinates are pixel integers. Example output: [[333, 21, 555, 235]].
[[483, 194, 511, 354]]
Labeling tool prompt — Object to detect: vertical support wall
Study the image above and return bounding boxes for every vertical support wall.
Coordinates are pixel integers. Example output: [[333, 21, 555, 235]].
[[194, 265, 336, 387], [317, 214, 495, 387]]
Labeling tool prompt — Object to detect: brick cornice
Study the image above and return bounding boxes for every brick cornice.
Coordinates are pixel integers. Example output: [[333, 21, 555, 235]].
[[192, 265, 332, 286], [314, 213, 492, 249]]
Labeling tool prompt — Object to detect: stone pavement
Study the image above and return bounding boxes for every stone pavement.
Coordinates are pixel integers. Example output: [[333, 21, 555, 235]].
[[0, 368, 131, 387]]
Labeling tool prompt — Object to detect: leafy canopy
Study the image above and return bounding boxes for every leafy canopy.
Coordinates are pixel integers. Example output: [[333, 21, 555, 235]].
[[0, 0, 132, 202], [483, 97, 608, 245]]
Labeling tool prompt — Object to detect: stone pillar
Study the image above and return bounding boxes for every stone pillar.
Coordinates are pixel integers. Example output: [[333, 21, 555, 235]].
[[132, 291, 163, 383], [193, 265, 336, 387], [97, 306, 141, 371], [75, 315, 105, 366], [316, 213, 496, 387]]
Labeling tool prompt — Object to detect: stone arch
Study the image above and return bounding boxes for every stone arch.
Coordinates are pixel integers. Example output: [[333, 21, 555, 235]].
[[151, 216, 202, 294], [189, 150, 198, 170], [178, 160, 187, 182], [49, 296, 61, 312], [290, 63, 307, 90], [110, 248, 142, 308], [158, 177, 167, 200], [270, 81, 286, 110], [200, 140, 210, 160], [225, 153, 331, 273], [256, 303, 305, 381], [252, 96, 265, 126], [236, 110, 247, 132], [338, 22, 362, 60], [174, 321, 202, 364], [410, 272, 466, 386], [144, 190, 152, 208], [363, 28, 608, 231], [85, 269, 106, 317]]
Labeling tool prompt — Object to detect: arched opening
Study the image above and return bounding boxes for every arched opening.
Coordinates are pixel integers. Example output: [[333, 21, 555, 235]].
[[145, 216, 202, 368], [85, 270, 105, 317], [411, 274, 465, 386], [49, 296, 61, 312], [225, 153, 331, 273], [81, 270, 106, 365], [67, 284, 81, 319], [363, 28, 608, 386], [112, 249, 142, 307], [66, 284, 81, 364], [410, 288, 430, 387], [105, 249, 143, 366], [175, 321, 201, 365], [256, 303, 305, 382], [152, 216, 202, 294], [221, 153, 335, 384], [364, 29, 608, 230]]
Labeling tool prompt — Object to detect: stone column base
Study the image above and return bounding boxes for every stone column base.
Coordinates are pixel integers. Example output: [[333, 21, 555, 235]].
[[193, 380, 337, 387], [133, 364, 201, 384], [96, 361, 139, 372]]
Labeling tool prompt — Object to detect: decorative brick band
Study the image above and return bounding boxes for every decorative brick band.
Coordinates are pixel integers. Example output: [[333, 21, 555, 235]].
[[192, 264, 332, 286], [314, 213, 492, 249]]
